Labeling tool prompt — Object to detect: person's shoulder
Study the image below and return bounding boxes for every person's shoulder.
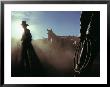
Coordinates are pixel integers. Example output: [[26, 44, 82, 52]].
[[27, 29, 30, 31], [26, 29, 30, 32]]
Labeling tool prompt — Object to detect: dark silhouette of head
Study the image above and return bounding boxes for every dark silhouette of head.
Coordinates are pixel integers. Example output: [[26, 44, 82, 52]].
[[21, 21, 29, 29]]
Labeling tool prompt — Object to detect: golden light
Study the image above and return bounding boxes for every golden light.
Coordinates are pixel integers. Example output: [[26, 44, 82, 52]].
[[12, 21, 24, 40], [12, 20, 46, 40]]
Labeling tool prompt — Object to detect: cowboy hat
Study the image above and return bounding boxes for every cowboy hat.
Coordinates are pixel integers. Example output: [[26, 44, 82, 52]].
[[21, 21, 29, 26]]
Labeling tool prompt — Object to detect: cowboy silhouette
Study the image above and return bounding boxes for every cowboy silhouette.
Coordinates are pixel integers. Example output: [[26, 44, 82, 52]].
[[20, 21, 46, 76], [21, 21, 32, 74]]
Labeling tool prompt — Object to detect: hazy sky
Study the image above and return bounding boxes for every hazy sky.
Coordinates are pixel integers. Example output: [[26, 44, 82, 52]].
[[11, 11, 81, 40]]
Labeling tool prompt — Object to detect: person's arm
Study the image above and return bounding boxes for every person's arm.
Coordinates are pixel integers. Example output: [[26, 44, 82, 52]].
[[21, 35, 23, 41], [21, 33, 26, 41]]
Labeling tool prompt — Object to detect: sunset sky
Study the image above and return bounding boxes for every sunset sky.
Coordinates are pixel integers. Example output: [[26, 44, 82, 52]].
[[11, 11, 81, 40]]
